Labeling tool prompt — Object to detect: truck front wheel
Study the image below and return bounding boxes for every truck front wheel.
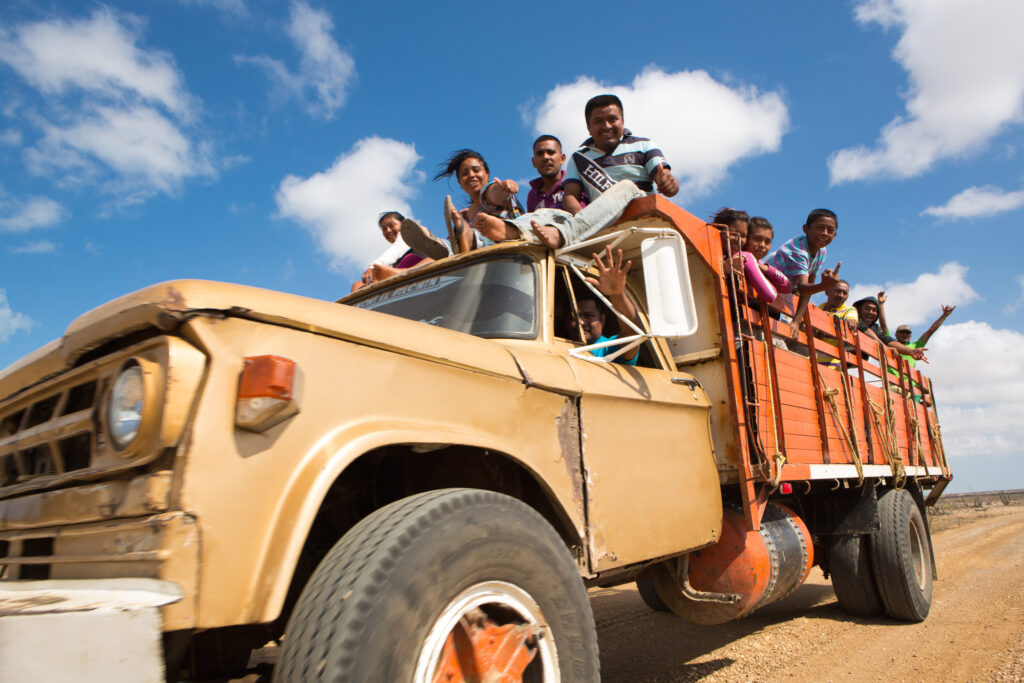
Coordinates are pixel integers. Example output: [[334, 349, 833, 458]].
[[274, 488, 599, 682], [870, 488, 933, 622]]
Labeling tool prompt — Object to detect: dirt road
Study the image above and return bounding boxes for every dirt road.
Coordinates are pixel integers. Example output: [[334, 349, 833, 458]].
[[591, 505, 1024, 682]]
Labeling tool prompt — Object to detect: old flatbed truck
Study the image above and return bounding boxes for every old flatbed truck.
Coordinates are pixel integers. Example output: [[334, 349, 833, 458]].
[[0, 195, 950, 681]]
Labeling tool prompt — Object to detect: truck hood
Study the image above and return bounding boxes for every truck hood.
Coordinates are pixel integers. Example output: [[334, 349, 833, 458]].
[[0, 279, 524, 400]]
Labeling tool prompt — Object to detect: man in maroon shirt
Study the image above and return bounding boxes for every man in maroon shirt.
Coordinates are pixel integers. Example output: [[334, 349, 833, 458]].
[[527, 135, 586, 212]]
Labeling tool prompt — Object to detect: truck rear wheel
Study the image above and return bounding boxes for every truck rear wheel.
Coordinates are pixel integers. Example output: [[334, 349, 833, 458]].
[[274, 488, 599, 682], [828, 534, 885, 617], [870, 488, 933, 622], [635, 578, 670, 612]]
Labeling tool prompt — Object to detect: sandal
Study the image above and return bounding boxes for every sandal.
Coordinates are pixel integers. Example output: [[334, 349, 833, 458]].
[[443, 195, 465, 254], [400, 218, 450, 260]]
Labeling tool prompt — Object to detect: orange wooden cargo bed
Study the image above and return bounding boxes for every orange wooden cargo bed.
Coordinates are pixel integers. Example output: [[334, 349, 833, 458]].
[[621, 197, 952, 532]]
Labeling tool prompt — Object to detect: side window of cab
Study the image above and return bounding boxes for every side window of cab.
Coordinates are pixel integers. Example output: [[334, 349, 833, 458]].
[[552, 264, 664, 369]]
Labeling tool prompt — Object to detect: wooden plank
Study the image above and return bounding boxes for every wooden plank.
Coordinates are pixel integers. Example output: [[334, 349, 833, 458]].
[[757, 304, 788, 464], [854, 340, 878, 463], [777, 433, 852, 455], [894, 356, 919, 467], [801, 306, 832, 463]]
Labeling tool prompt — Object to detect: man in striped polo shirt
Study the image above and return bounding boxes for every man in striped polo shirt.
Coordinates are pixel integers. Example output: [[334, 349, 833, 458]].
[[562, 94, 678, 215]]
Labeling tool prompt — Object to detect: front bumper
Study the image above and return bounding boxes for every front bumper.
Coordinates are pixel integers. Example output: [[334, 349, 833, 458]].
[[0, 578, 181, 682]]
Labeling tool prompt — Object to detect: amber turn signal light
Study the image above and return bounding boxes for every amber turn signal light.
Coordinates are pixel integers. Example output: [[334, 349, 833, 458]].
[[236, 355, 301, 432]]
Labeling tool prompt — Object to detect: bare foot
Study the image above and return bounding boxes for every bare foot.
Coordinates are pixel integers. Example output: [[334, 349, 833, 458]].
[[372, 263, 398, 280], [472, 213, 517, 242], [531, 220, 564, 249]]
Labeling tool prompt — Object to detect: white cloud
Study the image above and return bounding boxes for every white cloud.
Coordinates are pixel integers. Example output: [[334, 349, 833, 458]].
[[0, 290, 33, 342], [26, 105, 211, 199], [0, 196, 66, 231], [0, 9, 213, 205], [1004, 274, 1024, 315], [0, 8, 192, 117], [0, 129, 21, 146], [10, 239, 56, 254], [525, 67, 789, 202], [849, 261, 979, 328], [275, 136, 421, 269], [924, 321, 1024, 459], [921, 185, 1024, 220], [235, 1, 355, 119], [829, 0, 1024, 184]]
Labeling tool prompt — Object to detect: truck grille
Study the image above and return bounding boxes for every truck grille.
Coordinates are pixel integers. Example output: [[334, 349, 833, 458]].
[[0, 381, 98, 488], [0, 336, 206, 500]]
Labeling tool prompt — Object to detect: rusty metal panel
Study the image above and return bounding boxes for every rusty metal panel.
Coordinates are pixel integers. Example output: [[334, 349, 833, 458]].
[[0, 472, 171, 531], [0, 512, 199, 630], [570, 358, 721, 571]]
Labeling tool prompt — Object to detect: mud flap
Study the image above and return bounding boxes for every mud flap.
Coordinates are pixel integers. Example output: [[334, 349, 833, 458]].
[[0, 578, 181, 682]]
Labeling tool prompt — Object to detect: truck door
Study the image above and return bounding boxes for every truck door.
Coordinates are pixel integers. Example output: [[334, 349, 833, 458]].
[[555, 266, 722, 572]]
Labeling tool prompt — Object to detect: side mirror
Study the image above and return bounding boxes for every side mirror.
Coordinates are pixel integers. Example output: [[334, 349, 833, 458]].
[[641, 236, 698, 337]]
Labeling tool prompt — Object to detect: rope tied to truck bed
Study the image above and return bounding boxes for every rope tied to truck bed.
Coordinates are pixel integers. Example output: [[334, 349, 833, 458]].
[[877, 352, 907, 487], [910, 413, 926, 480], [761, 333, 787, 488], [929, 423, 949, 471], [866, 394, 906, 487], [819, 378, 865, 485]]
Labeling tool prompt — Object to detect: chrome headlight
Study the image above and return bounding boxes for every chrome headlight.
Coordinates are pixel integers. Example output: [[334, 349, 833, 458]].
[[108, 364, 145, 449]]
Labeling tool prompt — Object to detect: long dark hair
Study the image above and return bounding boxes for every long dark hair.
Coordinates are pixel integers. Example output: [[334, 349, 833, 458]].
[[434, 149, 489, 182]]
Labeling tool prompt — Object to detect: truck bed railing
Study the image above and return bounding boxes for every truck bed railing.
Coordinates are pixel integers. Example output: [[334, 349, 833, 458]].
[[612, 196, 951, 531]]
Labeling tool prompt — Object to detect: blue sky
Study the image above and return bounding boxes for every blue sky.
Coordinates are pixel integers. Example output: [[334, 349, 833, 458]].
[[0, 0, 1022, 493]]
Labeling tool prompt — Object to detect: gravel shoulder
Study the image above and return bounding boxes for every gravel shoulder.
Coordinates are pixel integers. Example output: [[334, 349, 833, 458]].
[[592, 504, 1024, 682]]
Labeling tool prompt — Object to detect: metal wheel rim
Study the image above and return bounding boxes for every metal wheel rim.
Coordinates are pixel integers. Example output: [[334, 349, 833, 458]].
[[909, 516, 927, 590], [413, 580, 560, 683]]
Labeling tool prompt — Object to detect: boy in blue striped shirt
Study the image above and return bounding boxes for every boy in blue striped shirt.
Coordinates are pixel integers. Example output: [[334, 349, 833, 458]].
[[764, 208, 841, 335]]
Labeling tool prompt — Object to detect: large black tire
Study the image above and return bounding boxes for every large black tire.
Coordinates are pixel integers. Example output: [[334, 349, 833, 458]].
[[274, 488, 599, 682], [829, 534, 886, 617], [635, 578, 670, 612], [870, 488, 933, 622]]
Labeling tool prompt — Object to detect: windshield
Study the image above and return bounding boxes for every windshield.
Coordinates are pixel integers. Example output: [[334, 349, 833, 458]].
[[350, 256, 538, 339]]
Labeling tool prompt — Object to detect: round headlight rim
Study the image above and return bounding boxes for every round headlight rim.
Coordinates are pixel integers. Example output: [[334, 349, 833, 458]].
[[106, 361, 146, 452]]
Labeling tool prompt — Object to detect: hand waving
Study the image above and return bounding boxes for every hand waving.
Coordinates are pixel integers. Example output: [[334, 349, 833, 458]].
[[585, 246, 632, 297]]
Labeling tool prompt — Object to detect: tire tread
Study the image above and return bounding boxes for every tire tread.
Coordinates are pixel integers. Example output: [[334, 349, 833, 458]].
[[274, 488, 599, 682]]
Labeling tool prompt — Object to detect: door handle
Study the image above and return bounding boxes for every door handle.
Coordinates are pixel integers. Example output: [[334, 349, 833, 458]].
[[672, 377, 701, 390]]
